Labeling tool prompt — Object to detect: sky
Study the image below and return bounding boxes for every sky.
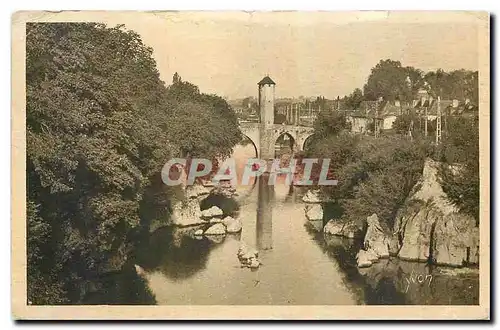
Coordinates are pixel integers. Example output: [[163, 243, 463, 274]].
[[32, 11, 483, 100]]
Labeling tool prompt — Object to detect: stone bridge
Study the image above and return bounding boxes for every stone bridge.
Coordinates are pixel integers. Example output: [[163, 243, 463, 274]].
[[239, 121, 315, 158]]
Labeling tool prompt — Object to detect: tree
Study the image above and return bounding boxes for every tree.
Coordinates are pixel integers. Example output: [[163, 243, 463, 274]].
[[274, 113, 286, 124], [392, 112, 430, 138], [27, 201, 68, 304], [310, 96, 327, 110], [424, 69, 478, 103], [335, 136, 431, 230], [165, 75, 200, 103], [167, 100, 241, 159], [242, 96, 256, 110], [402, 66, 424, 102], [438, 116, 479, 221], [312, 111, 351, 139], [303, 110, 355, 192], [27, 22, 178, 304], [26, 23, 242, 304], [344, 88, 364, 110], [363, 59, 423, 102], [164, 73, 241, 159], [304, 132, 359, 191], [172, 72, 181, 84]]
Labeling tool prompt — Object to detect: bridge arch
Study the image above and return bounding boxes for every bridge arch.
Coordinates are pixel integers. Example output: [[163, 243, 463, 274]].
[[224, 134, 259, 200], [239, 122, 314, 159], [239, 135, 259, 159], [239, 123, 261, 158], [302, 134, 315, 151], [274, 131, 298, 157]]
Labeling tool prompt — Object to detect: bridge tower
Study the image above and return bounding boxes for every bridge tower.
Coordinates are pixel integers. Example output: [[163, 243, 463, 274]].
[[256, 76, 276, 251], [258, 76, 276, 160], [258, 75, 275, 129]]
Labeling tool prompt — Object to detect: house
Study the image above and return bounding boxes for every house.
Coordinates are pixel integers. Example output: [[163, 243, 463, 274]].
[[345, 110, 370, 133], [345, 99, 408, 134], [343, 87, 477, 136], [411, 89, 478, 119]]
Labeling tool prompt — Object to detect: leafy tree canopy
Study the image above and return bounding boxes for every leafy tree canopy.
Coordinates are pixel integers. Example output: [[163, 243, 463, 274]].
[[26, 23, 241, 304], [343, 88, 364, 110], [360, 59, 477, 104]]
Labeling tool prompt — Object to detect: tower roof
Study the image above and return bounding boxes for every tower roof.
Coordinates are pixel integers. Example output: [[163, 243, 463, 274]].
[[258, 76, 276, 86]]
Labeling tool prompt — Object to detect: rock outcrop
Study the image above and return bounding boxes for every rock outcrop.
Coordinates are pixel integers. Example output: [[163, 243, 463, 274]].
[[210, 185, 237, 198], [201, 206, 223, 219], [204, 223, 226, 235], [169, 183, 217, 228], [186, 184, 210, 199], [323, 219, 359, 238], [171, 199, 204, 227], [433, 214, 478, 266], [134, 264, 146, 277], [237, 243, 260, 269], [356, 249, 379, 268], [364, 214, 390, 258], [355, 213, 390, 268], [223, 216, 242, 233], [393, 159, 478, 266], [302, 189, 321, 203], [305, 204, 323, 221]]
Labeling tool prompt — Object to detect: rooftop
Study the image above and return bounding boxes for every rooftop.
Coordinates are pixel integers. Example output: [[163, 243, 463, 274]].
[[258, 76, 276, 86]]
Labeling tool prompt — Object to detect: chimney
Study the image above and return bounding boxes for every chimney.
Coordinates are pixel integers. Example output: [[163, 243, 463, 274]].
[[452, 99, 459, 108]]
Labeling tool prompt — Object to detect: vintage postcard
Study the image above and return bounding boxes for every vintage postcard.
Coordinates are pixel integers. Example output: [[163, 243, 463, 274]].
[[12, 11, 490, 320]]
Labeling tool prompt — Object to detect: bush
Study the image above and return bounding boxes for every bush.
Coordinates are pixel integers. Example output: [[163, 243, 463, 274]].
[[336, 136, 430, 230], [438, 116, 479, 221], [307, 102, 432, 231]]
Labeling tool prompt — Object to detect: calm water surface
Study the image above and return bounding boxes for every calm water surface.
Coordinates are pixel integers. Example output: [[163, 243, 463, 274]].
[[131, 143, 479, 305], [142, 186, 360, 305]]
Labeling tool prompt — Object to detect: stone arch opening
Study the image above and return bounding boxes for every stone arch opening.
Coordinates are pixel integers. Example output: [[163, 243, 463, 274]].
[[228, 134, 259, 196], [302, 134, 315, 151], [274, 132, 297, 158], [239, 135, 258, 158]]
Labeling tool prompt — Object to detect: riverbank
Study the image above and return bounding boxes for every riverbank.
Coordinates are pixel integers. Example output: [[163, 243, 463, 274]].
[[124, 186, 478, 305]]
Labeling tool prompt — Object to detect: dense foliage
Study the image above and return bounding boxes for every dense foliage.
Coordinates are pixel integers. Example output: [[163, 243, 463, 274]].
[[308, 57, 480, 232], [392, 113, 437, 138], [312, 111, 351, 140], [341, 59, 478, 108], [363, 59, 424, 102], [308, 59, 480, 232], [343, 88, 364, 110], [308, 112, 431, 230], [438, 116, 480, 221], [335, 137, 432, 230], [26, 23, 240, 304], [309, 110, 478, 232]]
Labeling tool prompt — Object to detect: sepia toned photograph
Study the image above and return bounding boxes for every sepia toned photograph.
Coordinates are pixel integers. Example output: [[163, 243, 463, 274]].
[[11, 11, 489, 319]]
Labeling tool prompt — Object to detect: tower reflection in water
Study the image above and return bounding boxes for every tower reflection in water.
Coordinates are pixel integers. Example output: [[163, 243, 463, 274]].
[[256, 172, 274, 251]]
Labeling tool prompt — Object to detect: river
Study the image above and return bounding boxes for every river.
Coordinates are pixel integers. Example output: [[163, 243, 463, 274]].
[[125, 142, 479, 306]]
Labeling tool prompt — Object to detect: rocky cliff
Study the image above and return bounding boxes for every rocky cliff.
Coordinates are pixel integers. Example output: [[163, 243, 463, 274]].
[[392, 159, 478, 267]]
